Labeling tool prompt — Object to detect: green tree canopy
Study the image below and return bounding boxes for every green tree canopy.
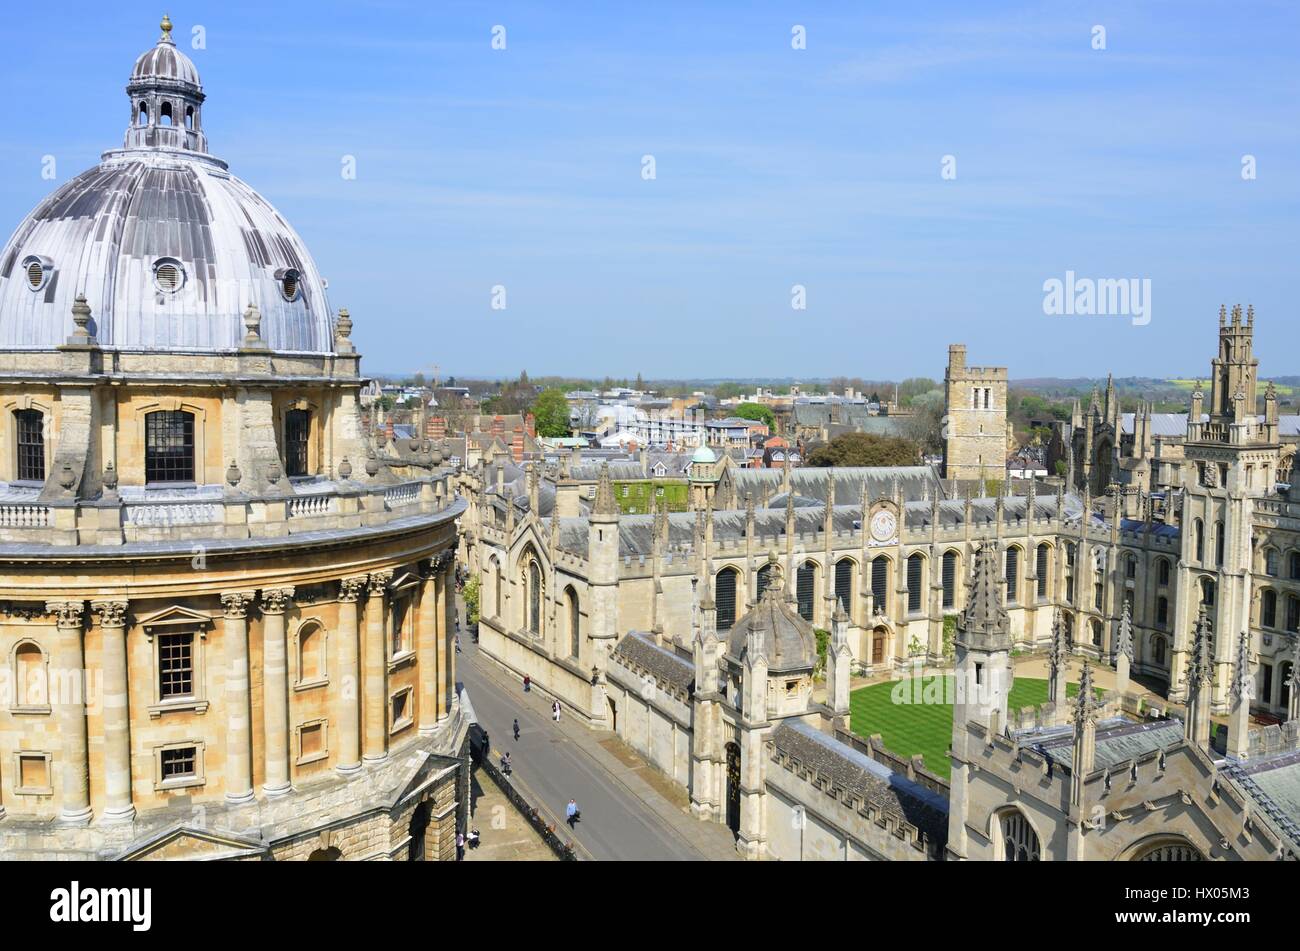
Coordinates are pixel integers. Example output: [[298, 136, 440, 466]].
[[805, 432, 920, 468], [731, 402, 776, 431], [530, 387, 572, 438]]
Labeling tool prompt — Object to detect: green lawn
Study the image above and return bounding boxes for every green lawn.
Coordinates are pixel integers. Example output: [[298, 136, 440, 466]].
[[849, 676, 1099, 780]]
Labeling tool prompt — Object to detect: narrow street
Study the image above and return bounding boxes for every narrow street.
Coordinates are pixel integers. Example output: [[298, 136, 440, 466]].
[[457, 623, 738, 861]]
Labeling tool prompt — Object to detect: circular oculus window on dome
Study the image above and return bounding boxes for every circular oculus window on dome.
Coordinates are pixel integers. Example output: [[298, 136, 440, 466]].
[[276, 268, 301, 302], [152, 258, 185, 294], [21, 255, 52, 292]]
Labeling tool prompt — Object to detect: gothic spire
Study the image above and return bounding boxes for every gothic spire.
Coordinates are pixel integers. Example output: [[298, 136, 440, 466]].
[[1115, 601, 1134, 663], [956, 544, 1010, 650], [1191, 605, 1214, 687], [1230, 630, 1252, 704], [592, 461, 618, 518], [1074, 658, 1101, 729]]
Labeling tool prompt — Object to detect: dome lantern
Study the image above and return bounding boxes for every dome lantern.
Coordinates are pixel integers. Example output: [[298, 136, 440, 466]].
[[124, 14, 208, 154]]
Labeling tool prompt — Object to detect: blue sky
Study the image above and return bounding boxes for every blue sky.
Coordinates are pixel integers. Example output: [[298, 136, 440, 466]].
[[1, 1, 1297, 381]]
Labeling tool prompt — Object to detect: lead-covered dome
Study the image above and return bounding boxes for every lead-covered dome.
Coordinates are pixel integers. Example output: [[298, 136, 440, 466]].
[[0, 17, 336, 354]]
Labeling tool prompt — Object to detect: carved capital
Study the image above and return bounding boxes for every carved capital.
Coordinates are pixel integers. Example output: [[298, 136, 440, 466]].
[[339, 576, 368, 603], [260, 587, 295, 615], [90, 600, 129, 628], [367, 570, 394, 596], [45, 600, 85, 628], [220, 591, 256, 619]]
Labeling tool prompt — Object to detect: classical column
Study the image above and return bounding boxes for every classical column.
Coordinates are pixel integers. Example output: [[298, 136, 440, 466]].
[[439, 557, 455, 719], [336, 576, 367, 773], [91, 600, 134, 822], [220, 591, 256, 803], [260, 587, 295, 796], [364, 571, 393, 762], [417, 561, 440, 734], [48, 600, 91, 825]]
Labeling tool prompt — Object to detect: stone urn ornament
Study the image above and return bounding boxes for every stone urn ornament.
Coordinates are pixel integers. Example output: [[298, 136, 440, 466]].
[[266, 461, 282, 485], [102, 460, 119, 496], [58, 462, 76, 491], [338, 456, 352, 480], [226, 460, 242, 488], [365, 453, 380, 478]]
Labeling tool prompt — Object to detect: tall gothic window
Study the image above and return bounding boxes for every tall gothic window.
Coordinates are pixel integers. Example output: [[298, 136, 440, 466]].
[[565, 587, 580, 658], [145, 410, 195, 483], [871, 557, 888, 613], [1194, 519, 1204, 562], [907, 554, 924, 613], [1215, 522, 1225, 567], [834, 559, 853, 614], [1036, 544, 1050, 600], [1262, 589, 1277, 629], [527, 560, 542, 634], [942, 551, 957, 609], [1000, 810, 1040, 861], [796, 561, 816, 622], [1005, 547, 1020, 605], [285, 409, 310, 477], [716, 568, 738, 631], [14, 409, 44, 482], [1158, 558, 1170, 586]]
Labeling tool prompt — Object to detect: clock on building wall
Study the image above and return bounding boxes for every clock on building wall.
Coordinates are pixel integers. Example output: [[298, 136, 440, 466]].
[[868, 502, 899, 546]]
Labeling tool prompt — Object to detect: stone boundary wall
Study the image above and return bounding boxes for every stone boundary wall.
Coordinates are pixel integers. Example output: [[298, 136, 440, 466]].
[[476, 754, 577, 862]]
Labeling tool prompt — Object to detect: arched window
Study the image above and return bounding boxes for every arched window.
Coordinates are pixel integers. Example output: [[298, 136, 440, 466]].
[[999, 809, 1040, 861], [1281, 662, 1294, 711], [942, 551, 958, 609], [1200, 577, 1216, 607], [14, 408, 44, 482], [1290, 551, 1300, 581], [565, 587, 580, 658], [834, 559, 854, 614], [488, 557, 502, 618], [1132, 839, 1205, 861], [1266, 549, 1280, 576], [715, 568, 738, 630], [138, 101, 149, 126], [185, 105, 194, 129], [1036, 543, 1050, 600], [160, 101, 173, 126], [1090, 618, 1103, 647], [13, 641, 47, 709], [1288, 595, 1300, 634], [1125, 554, 1137, 579], [796, 561, 816, 622], [527, 559, 542, 634], [1156, 595, 1169, 629], [297, 621, 325, 684], [871, 557, 889, 614], [1152, 634, 1167, 666], [1005, 547, 1020, 605], [1215, 521, 1225, 567], [756, 562, 777, 601], [1262, 589, 1278, 629], [1157, 558, 1170, 586], [1194, 519, 1204, 562], [1061, 611, 1075, 648], [285, 409, 310, 477], [907, 553, 924, 614], [145, 410, 195, 483]]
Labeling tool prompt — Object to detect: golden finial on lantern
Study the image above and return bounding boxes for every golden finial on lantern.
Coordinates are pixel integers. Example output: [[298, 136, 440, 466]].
[[160, 14, 174, 42]]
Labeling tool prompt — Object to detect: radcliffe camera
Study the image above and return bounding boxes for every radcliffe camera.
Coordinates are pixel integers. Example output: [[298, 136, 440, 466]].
[[0, 0, 1289, 930]]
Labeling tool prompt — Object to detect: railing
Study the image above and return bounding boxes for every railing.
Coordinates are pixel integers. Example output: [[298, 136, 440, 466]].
[[0, 503, 49, 528], [385, 484, 419, 509], [289, 494, 336, 519], [123, 502, 221, 526]]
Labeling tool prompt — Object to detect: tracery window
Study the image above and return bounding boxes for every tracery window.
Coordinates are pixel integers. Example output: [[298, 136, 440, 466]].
[[1000, 810, 1040, 861]]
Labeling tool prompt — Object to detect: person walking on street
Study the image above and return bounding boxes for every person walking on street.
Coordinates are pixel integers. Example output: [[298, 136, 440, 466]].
[[513, 718, 520, 741], [456, 831, 465, 861], [552, 700, 561, 722], [500, 751, 512, 776], [523, 675, 531, 693], [565, 798, 580, 829]]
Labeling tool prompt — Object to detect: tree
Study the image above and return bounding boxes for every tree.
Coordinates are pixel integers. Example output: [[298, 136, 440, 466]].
[[901, 389, 945, 455], [732, 402, 776, 431], [805, 432, 920, 467], [530, 388, 572, 438], [463, 576, 481, 626]]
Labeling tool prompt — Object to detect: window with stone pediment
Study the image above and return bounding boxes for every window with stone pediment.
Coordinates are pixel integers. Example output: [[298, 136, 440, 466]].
[[140, 605, 211, 717]]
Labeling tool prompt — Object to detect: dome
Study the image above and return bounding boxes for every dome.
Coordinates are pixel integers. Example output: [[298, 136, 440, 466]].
[[691, 445, 717, 465], [0, 17, 336, 354], [725, 567, 818, 673]]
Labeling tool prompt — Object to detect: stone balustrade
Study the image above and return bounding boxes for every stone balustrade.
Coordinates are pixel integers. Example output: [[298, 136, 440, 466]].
[[0, 471, 458, 547]]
